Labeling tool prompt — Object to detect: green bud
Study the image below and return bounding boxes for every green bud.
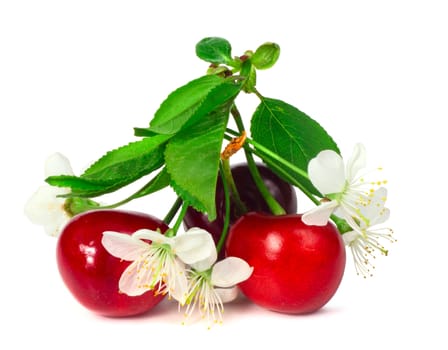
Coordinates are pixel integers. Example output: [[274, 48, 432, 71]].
[[251, 42, 280, 70], [64, 197, 100, 216]]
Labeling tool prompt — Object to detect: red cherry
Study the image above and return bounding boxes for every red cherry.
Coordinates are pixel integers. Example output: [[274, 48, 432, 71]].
[[56, 209, 167, 317], [225, 212, 346, 314]]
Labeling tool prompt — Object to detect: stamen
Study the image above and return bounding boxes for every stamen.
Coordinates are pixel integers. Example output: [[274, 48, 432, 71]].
[[347, 227, 395, 278], [181, 269, 225, 328]]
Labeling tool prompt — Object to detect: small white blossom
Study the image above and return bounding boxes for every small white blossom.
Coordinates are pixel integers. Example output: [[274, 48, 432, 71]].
[[343, 187, 395, 277], [182, 248, 253, 327], [24, 153, 74, 236], [102, 227, 216, 304], [302, 143, 387, 230]]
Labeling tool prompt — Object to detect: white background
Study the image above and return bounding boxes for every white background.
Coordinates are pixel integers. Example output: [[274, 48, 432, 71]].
[[1, 0, 447, 349]]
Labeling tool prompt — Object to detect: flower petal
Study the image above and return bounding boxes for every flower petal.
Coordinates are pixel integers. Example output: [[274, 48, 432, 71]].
[[24, 186, 66, 222], [211, 257, 253, 288], [346, 143, 366, 182], [308, 150, 346, 195], [215, 287, 239, 303], [45, 153, 74, 177], [102, 231, 150, 260], [371, 207, 390, 226], [118, 260, 148, 296], [359, 187, 390, 226], [24, 185, 70, 236], [167, 258, 189, 304], [43, 214, 70, 237], [342, 230, 359, 246], [301, 200, 339, 226], [189, 252, 218, 272], [133, 229, 173, 245], [174, 227, 217, 266]]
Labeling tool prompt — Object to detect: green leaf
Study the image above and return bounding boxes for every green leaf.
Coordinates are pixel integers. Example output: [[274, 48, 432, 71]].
[[47, 135, 170, 198], [250, 97, 339, 195], [182, 77, 243, 130], [82, 134, 171, 182], [47, 167, 170, 201], [132, 167, 171, 199], [196, 37, 232, 65], [133, 127, 159, 137], [149, 75, 242, 135], [45, 175, 117, 197], [164, 105, 230, 220]]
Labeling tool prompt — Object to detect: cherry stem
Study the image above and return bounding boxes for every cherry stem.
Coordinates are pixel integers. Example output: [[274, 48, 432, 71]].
[[224, 132, 352, 234], [241, 140, 351, 234], [163, 196, 183, 226], [163, 197, 186, 238], [245, 149, 286, 215], [225, 129, 318, 205], [230, 105, 286, 216], [216, 161, 231, 254], [173, 202, 189, 236], [221, 158, 248, 216], [252, 87, 264, 100], [225, 122, 353, 235], [331, 215, 353, 234], [247, 142, 316, 202]]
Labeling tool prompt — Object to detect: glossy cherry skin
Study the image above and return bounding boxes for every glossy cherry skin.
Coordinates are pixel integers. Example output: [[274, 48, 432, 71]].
[[183, 163, 297, 247], [225, 212, 346, 314], [56, 210, 167, 317]]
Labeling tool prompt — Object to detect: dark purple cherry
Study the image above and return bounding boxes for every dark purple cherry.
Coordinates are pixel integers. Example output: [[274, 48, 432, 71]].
[[183, 163, 297, 251]]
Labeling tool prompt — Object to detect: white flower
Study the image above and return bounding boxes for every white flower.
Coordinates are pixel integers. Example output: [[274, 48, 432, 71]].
[[343, 187, 395, 278], [101, 227, 216, 304], [24, 153, 74, 236], [302, 143, 387, 229], [182, 250, 253, 327]]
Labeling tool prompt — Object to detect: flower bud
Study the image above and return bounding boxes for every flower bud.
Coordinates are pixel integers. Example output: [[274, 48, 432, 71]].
[[251, 42, 280, 70]]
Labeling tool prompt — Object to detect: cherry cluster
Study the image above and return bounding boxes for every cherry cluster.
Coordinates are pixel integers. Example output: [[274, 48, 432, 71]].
[[57, 163, 344, 317], [25, 37, 393, 324]]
